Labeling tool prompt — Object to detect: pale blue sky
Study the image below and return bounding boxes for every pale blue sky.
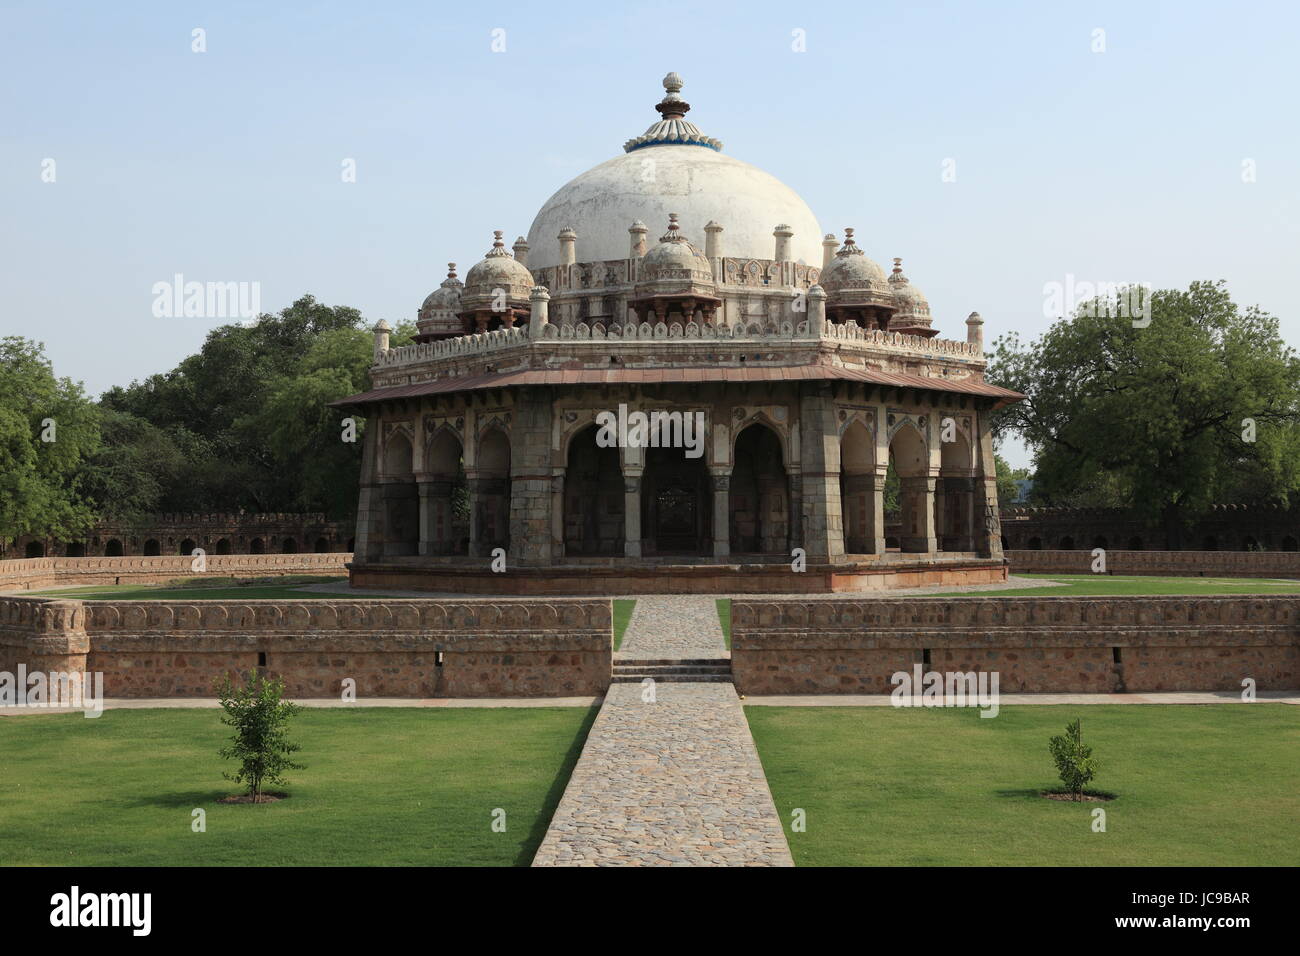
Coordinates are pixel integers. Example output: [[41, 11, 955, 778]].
[[3, 0, 1297, 468]]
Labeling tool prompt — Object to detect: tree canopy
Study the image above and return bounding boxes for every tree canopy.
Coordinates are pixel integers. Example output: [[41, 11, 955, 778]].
[[987, 281, 1300, 543]]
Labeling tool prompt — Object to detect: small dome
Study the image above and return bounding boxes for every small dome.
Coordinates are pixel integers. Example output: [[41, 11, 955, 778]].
[[820, 228, 888, 295], [888, 259, 931, 319], [638, 214, 715, 286], [463, 231, 534, 307], [419, 263, 463, 315]]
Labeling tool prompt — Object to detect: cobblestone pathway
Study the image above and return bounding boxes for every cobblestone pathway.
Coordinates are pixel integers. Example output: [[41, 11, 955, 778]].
[[533, 596, 792, 867], [615, 594, 727, 659]]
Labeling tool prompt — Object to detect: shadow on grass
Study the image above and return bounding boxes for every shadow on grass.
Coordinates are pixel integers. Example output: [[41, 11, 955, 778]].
[[131, 789, 240, 810], [514, 704, 601, 866], [993, 788, 1044, 800]]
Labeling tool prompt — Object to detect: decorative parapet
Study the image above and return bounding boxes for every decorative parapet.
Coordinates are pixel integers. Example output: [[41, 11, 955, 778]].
[[374, 319, 981, 369]]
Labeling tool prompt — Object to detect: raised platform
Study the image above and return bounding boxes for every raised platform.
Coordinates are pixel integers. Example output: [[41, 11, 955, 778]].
[[347, 553, 1008, 595]]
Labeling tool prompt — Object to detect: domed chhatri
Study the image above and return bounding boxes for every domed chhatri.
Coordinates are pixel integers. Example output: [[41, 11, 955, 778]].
[[415, 264, 464, 342], [337, 73, 1022, 596], [459, 231, 536, 332]]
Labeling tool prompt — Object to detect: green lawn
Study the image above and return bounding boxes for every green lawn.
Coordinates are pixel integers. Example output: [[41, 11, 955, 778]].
[[716, 598, 731, 648], [612, 599, 635, 650], [933, 573, 1300, 597], [747, 704, 1300, 866], [0, 706, 596, 866]]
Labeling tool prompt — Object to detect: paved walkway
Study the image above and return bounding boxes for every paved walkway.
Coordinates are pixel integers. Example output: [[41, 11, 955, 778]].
[[616, 594, 727, 659], [533, 595, 791, 867]]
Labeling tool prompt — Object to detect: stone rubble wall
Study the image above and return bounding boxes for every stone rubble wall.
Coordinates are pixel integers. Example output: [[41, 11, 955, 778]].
[[731, 597, 1300, 693], [0, 553, 352, 591], [0, 596, 611, 698], [1008, 549, 1300, 578]]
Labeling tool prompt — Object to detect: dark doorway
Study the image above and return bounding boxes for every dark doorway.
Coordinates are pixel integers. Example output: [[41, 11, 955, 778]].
[[564, 425, 624, 556], [642, 446, 709, 555]]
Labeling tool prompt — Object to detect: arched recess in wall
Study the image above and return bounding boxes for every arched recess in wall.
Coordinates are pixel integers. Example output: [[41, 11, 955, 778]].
[[475, 427, 512, 555], [889, 422, 931, 553], [65, 542, 86, 557], [180, 538, 196, 555], [730, 423, 788, 555], [642, 444, 710, 557], [249, 537, 265, 554], [1058, 536, 1074, 550], [104, 538, 124, 557], [382, 431, 419, 557], [937, 426, 974, 552], [143, 539, 161, 556], [564, 424, 623, 556], [215, 538, 232, 555], [839, 420, 875, 554], [1127, 537, 1143, 551], [314, 537, 330, 553], [281, 538, 298, 554], [426, 429, 469, 556]]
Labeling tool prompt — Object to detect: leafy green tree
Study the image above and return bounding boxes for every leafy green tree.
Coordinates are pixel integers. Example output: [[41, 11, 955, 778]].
[[987, 281, 1300, 546], [1048, 718, 1099, 801], [994, 454, 1032, 508], [0, 337, 100, 548], [216, 670, 305, 800]]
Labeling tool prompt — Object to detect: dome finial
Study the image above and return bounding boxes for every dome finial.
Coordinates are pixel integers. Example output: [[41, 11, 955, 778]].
[[838, 228, 863, 256], [660, 213, 686, 243], [624, 73, 722, 153]]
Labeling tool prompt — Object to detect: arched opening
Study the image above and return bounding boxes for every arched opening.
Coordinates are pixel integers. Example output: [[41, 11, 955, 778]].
[[314, 537, 330, 553], [730, 424, 788, 555], [839, 421, 876, 554], [937, 427, 975, 551], [1242, 535, 1260, 552], [382, 431, 420, 557], [25, 541, 46, 558], [1000, 535, 1009, 551], [104, 538, 124, 557], [425, 429, 470, 555], [889, 423, 933, 553], [1091, 536, 1108, 551], [564, 424, 624, 556], [1058, 536, 1074, 550], [281, 537, 298, 554], [642, 444, 710, 556], [1127, 537, 1143, 551], [249, 537, 265, 554], [1283, 536, 1298, 553], [346, 537, 355, 552], [1027, 536, 1042, 550], [473, 428, 512, 555], [179, 538, 196, 555], [143, 539, 161, 556], [1202, 535, 1218, 551], [215, 538, 232, 555], [65, 542, 86, 557]]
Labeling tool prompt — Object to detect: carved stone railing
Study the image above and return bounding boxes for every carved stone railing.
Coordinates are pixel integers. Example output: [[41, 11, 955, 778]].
[[375, 320, 981, 370]]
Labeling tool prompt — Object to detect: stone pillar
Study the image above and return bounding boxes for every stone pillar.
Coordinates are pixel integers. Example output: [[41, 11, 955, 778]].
[[550, 470, 566, 561], [975, 407, 1005, 559], [710, 470, 730, 558], [466, 472, 486, 558], [899, 476, 938, 553], [629, 220, 648, 258], [966, 311, 984, 351], [528, 286, 550, 338], [870, 470, 888, 554], [807, 284, 827, 337], [822, 234, 839, 272], [353, 418, 384, 562], [418, 479, 454, 555], [773, 223, 793, 263], [623, 469, 643, 558], [797, 383, 845, 562], [508, 388, 555, 565], [558, 227, 577, 267], [512, 236, 529, 268], [372, 319, 391, 361]]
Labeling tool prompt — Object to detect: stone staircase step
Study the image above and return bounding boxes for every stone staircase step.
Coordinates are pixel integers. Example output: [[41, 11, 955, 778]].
[[610, 673, 734, 683]]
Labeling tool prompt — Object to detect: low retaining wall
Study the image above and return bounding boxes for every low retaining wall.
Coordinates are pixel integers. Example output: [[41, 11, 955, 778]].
[[1, 596, 611, 698], [0, 553, 352, 592], [731, 597, 1300, 694], [1008, 549, 1300, 578]]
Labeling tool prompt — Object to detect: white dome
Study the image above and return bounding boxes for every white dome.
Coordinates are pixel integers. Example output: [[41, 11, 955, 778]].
[[526, 145, 823, 270]]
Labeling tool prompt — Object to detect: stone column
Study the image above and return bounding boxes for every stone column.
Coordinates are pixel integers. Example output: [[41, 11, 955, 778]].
[[466, 472, 486, 558], [353, 417, 385, 562], [508, 388, 555, 565], [899, 476, 938, 553], [418, 478, 454, 555], [797, 384, 845, 562], [550, 470, 566, 561], [623, 469, 643, 558], [870, 470, 888, 554], [710, 470, 730, 558], [974, 407, 1005, 559]]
